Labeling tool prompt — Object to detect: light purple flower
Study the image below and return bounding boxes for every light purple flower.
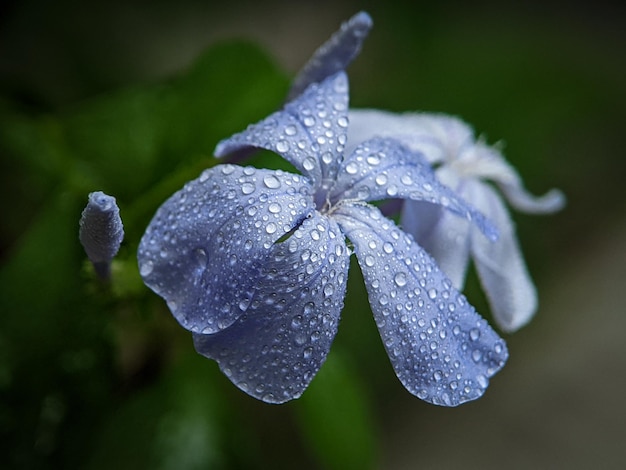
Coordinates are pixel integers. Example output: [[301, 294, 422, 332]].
[[348, 110, 565, 331], [138, 72, 508, 405]]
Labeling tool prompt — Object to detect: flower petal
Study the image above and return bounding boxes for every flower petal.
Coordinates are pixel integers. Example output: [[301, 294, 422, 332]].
[[467, 181, 539, 332], [193, 212, 350, 403], [347, 109, 473, 164], [215, 72, 350, 187], [288, 11, 373, 101], [498, 182, 566, 214], [138, 164, 314, 334], [331, 137, 498, 241], [334, 203, 508, 406], [401, 200, 472, 289]]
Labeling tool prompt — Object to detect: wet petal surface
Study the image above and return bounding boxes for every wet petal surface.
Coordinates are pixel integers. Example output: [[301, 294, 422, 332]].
[[331, 137, 498, 241], [193, 213, 350, 403], [334, 203, 508, 406], [288, 11, 372, 101], [138, 164, 313, 334], [215, 73, 350, 188]]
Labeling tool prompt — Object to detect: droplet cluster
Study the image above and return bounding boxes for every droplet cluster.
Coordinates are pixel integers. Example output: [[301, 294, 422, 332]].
[[215, 73, 350, 194], [193, 214, 350, 403], [138, 164, 314, 335], [329, 137, 498, 241], [335, 203, 507, 406]]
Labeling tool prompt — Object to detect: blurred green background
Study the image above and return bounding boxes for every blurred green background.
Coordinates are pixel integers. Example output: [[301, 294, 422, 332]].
[[1, 0, 625, 468]]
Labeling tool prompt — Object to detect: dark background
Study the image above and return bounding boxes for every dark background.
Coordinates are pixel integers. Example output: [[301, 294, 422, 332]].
[[1, 1, 625, 468]]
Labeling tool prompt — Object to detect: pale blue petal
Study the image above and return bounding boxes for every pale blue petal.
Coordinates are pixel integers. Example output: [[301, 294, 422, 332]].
[[346, 109, 474, 163], [333, 203, 508, 406], [330, 137, 498, 241], [498, 182, 566, 214], [193, 213, 350, 403], [467, 181, 539, 332], [288, 11, 373, 101], [79, 191, 124, 279], [401, 200, 472, 289], [215, 72, 350, 187], [138, 164, 314, 334]]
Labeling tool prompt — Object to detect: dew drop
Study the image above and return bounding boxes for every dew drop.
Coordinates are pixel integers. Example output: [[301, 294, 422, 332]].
[[394, 272, 407, 287], [284, 124, 297, 136], [366, 154, 381, 165], [375, 174, 388, 186], [346, 162, 358, 174], [323, 284, 334, 297], [263, 175, 281, 189], [139, 260, 154, 276], [428, 288, 438, 299], [364, 255, 375, 267], [476, 374, 488, 389], [265, 222, 277, 234], [383, 242, 394, 254], [472, 349, 482, 362], [268, 202, 281, 214], [303, 157, 316, 171], [470, 328, 481, 341], [276, 140, 289, 152], [241, 182, 255, 195]]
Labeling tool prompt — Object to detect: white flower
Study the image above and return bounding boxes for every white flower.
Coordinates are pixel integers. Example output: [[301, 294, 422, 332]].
[[348, 110, 565, 332]]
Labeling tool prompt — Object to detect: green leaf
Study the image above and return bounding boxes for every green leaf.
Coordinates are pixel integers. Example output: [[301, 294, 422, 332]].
[[293, 351, 377, 470], [86, 352, 232, 470]]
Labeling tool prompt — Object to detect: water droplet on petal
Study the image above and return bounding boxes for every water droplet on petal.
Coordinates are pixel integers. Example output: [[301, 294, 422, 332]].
[[263, 175, 281, 189], [265, 222, 277, 234], [375, 174, 388, 186], [472, 349, 482, 362], [364, 255, 375, 267], [241, 182, 255, 194], [303, 157, 316, 171], [394, 272, 407, 287], [470, 328, 481, 341], [139, 260, 154, 276], [346, 162, 358, 174], [268, 202, 281, 214], [383, 242, 394, 254], [367, 154, 381, 165], [276, 140, 289, 152]]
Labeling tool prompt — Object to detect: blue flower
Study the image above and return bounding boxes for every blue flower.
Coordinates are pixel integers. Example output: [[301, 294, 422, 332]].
[[348, 110, 565, 331], [79, 191, 124, 280], [138, 72, 508, 405]]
